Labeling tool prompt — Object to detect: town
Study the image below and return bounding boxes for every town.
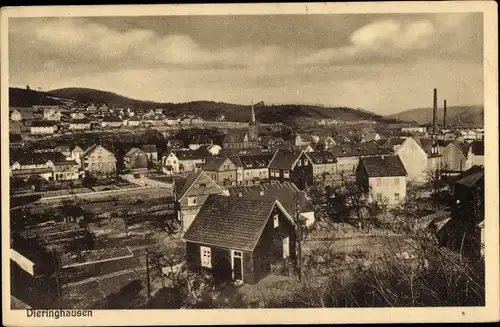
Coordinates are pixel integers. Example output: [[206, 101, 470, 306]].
[[8, 85, 485, 309]]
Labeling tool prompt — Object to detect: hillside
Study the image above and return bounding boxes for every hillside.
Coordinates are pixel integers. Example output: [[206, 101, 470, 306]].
[[388, 105, 484, 126], [10, 86, 398, 124]]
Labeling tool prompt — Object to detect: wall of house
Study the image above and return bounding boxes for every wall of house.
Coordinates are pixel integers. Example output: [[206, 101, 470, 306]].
[[312, 163, 337, 177], [396, 138, 429, 183], [83, 147, 116, 175], [368, 176, 407, 205], [471, 153, 484, 167], [336, 157, 359, 175], [179, 173, 226, 231], [442, 145, 470, 171], [252, 205, 296, 283], [243, 168, 268, 185], [30, 126, 54, 135]]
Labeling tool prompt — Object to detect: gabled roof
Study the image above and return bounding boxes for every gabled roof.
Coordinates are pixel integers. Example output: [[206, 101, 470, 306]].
[[202, 157, 229, 171], [413, 137, 441, 158], [269, 149, 304, 170], [142, 144, 157, 153], [229, 181, 314, 216], [238, 153, 274, 169], [124, 147, 145, 158], [449, 141, 472, 157], [331, 141, 390, 158], [175, 150, 206, 161], [10, 150, 68, 166], [359, 155, 407, 177], [305, 151, 337, 164], [183, 195, 294, 251], [81, 145, 116, 160], [228, 155, 243, 168], [454, 166, 484, 188], [177, 170, 224, 201], [223, 129, 249, 144]]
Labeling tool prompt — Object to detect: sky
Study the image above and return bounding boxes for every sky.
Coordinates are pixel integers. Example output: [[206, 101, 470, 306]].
[[9, 13, 483, 115]]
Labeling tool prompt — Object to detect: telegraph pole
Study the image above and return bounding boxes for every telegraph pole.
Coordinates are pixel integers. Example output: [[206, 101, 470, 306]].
[[296, 201, 302, 283]]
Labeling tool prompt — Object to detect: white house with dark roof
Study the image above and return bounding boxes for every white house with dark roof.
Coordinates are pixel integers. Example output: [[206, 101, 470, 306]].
[[356, 155, 408, 206]]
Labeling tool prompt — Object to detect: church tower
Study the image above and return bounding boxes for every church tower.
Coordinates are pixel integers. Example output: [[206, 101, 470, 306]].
[[248, 100, 259, 142]]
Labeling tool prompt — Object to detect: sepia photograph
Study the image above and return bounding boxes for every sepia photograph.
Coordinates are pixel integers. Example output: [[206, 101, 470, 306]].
[[1, 2, 498, 326]]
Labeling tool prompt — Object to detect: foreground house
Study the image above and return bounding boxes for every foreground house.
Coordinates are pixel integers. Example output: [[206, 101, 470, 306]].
[[396, 136, 441, 183], [356, 155, 407, 206], [184, 195, 297, 284], [174, 170, 227, 232]]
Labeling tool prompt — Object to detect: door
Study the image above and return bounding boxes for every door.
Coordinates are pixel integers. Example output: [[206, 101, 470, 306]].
[[232, 250, 243, 281]]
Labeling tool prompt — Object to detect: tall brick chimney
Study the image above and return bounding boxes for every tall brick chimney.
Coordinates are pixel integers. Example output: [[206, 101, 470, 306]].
[[443, 99, 447, 129], [432, 88, 437, 135]]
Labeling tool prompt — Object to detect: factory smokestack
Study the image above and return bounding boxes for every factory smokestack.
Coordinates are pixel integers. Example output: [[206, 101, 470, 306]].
[[432, 88, 438, 135], [443, 99, 447, 129]]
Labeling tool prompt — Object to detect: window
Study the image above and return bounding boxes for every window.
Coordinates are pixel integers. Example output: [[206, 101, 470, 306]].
[[395, 193, 400, 201], [200, 246, 212, 268], [376, 193, 382, 202], [394, 178, 400, 186], [187, 196, 197, 206], [304, 159, 309, 166], [283, 237, 290, 259], [199, 183, 206, 189], [273, 214, 279, 228], [376, 178, 382, 187], [284, 170, 290, 178]]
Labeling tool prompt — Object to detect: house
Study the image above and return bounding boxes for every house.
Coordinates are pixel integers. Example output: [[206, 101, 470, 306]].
[[396, 137, 442, 183], [162, 152, 181, 175], [361, 132, 381, 143], [470, 141, 484, 167], [70, 146, 85, 165], [259, 136, 286, 150], [356, 155, 407, 206], [69, 119, 91, 131], [319, 136, 336, 150], [80, 145, 117, 176], [198, 144, 222, 156], [183, 194, 297, 284], [127, 116, 142, 127], [97, 104, 109, 113], [239, 153, 274, 186], [268, 149, 313, 190], [305, 151, 337, 180], [401, 126, 427, 134], [124, 148, 148, 175], [53, 159, 81, 181], [167, 139, 184, 149], [174, 170, 227, 232], [441, 141, 474, 172], [191, 117, 204, 124], [202, 157, 240, 187], [458, 129, 484, 142], [85, 104, 97, 111], [30, 121, 55, 135], [55, 145, 72, 157], [293, 134, 316, 147], [101, 116, 123, 128], [228, 181, 315, 227], [438, 166, 484, 256], [42, 108, 61, 121], [292, 144, 314, 153], [10, 151, 80, 182], [330, 142, 391, 176], [155, 108, 164, 115], [381, 137, 405, 153], [10, 109, 22, 122], [142, 144, 158, 163], [70, 112, 86, 120], [165, 118, 179, 126], [173, 151, 206, 172]]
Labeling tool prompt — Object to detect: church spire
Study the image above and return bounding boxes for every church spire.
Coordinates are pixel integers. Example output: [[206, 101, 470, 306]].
[[250, 99, 256, 124]]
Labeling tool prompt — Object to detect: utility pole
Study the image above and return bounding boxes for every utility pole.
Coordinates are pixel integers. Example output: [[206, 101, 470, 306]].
[[145, 248, 151, 299], [295, 201, 302, 283]]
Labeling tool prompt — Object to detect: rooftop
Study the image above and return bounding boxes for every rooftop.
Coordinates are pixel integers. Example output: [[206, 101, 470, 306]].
[[359, 155, 407, 177]]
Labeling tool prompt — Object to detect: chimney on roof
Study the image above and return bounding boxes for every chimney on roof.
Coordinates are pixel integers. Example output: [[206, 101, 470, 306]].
[[443, 99, 447, 129], [433, 88, 438, 135]]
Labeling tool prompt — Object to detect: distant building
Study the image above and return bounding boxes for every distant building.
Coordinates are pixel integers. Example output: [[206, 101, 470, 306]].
[[361, 132, 381, 143], [176, 151, 207, 172], [80, 145, 117, 176], [124, 148, 148, 175], [268, 149, 313, 190], [356, 155, 408, 206], [70, 112, 86, 120], [167, 139, 185, 150], [30, 121, 55, 135], [401, 126, 427, 134], [174, 170, 227, 232], [305, 151, 337, 179], [396, 137, 441, 183], [222, 103, 259, 149], [127, 116, 142, 127], [142, 144, 158, 163], [101, 116, 123, 128], [42, 108, 61, 121], [319, 136, 336, 150], [330, 142, 391, 176], [10, 109, 22, 122], [162, 152, 180, 175], [238, 153, 274, 186], [69, 119, 91, 131], [202, 157, 240, 187], [191, 116, 204, 124], [10, 151, 80, 182], [86, 103, 97, 111]]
